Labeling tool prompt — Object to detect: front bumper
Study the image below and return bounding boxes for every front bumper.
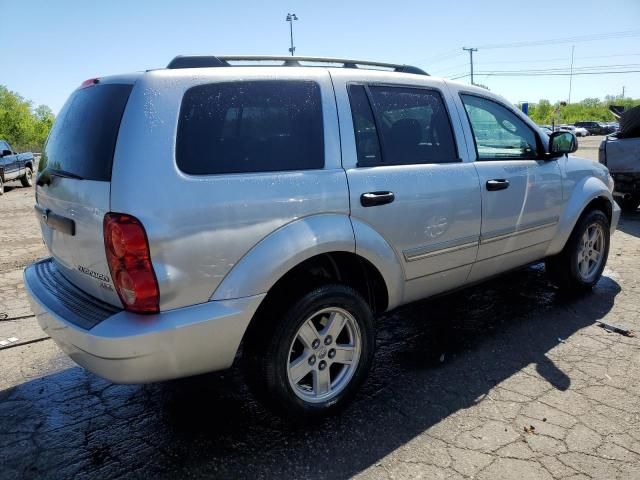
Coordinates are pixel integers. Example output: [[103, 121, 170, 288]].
[[611, 200, 621, 234], [24, 258, 265, 384]]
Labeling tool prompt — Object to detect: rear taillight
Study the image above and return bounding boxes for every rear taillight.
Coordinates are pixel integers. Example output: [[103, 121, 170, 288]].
[[104, 213, 159, 313]]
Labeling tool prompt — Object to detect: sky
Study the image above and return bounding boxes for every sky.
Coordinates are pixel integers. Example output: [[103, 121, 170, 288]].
[[2, 0, 640, 114]]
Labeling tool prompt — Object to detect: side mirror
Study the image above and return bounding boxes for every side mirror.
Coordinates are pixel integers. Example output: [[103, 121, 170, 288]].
[[1, 149, 13, 157], [548, 131, 577, 158]]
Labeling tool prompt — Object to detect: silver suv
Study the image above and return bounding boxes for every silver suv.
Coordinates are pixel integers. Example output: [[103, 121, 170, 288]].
[[25, 56, 620, 418]]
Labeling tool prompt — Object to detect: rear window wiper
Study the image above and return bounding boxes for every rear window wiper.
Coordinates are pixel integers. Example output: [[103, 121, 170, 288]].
[[36, 168, 84, 186]]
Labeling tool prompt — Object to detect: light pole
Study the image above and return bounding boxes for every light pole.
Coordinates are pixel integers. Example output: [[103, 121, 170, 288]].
[[286, 13, 298, 56]]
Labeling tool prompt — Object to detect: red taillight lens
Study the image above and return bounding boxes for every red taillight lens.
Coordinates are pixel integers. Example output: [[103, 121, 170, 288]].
[[104, 213, 159, 313], [79, 78, 99, 88]]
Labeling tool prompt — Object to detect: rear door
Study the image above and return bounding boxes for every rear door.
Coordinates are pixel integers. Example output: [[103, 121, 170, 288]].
[[333, 71, 482, 302], [35, 81, 134, 306]]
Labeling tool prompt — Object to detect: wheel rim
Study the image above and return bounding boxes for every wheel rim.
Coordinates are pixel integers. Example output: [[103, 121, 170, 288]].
[[577, 222, 605, 281], [287, 307, 362, 404]]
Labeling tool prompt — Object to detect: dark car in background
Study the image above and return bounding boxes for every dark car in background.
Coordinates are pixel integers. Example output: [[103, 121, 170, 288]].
[[0, 140, 35, 195], [575, 121, 607, 135]]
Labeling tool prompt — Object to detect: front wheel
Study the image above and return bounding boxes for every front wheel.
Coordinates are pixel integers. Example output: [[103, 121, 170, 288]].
[[546, 209, 610, 292], [21, 168, 33, 187], [244, 284, 375, 419]]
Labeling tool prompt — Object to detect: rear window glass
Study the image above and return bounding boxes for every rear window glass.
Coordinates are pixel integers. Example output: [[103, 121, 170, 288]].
[[368, 86, 458, 165], [42, 84, 132, 181], [177, 80, 324, 175]]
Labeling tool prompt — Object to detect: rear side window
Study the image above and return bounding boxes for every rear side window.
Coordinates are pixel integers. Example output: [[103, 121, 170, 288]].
[[42, 84, 133, 181], [177, 81, 324, 175], [366, 86, 458, 165]]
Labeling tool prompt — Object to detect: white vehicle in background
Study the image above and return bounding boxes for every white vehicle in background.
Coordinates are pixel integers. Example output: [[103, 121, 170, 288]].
[[559, 125, 588, 137]]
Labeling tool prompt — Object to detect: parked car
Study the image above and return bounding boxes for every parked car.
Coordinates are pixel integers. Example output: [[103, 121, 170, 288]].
[[0, 140, 35, 195], [575, 121, 606, 135], [574, 126, 589, 137], [599, 105, 640, 212], [24, 55, 620, 418], [558, 125, 588, 137]]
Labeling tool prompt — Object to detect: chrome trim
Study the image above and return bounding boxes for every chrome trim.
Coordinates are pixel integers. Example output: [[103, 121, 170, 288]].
[[480, 216, 559, 245], [404, 235, 479, 262]]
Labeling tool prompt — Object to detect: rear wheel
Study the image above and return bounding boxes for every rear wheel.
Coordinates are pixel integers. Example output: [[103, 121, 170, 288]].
[[21, 168, 33, 187], [0, 176, 4, 195], [619, 196, 640, 213], [546, 209, 610, 292], [244, 284, 375, 419]]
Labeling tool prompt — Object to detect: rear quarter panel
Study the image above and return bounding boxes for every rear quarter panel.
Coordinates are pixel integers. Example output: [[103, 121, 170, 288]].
[[110, 68, 350, 310]]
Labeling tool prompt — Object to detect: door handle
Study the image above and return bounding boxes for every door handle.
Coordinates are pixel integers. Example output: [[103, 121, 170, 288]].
[[486, 179, 510, 191], [360, 191, 395, 207]]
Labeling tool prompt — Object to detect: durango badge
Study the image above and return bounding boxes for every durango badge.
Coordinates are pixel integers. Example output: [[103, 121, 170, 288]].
[[77, 265, 110, 283]]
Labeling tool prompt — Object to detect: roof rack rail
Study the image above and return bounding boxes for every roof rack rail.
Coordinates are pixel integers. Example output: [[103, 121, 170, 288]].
[[166, 55, 428, 76]]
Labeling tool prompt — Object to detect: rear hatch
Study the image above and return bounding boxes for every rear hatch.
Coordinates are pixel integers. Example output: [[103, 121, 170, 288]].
[[35, 80, 134, 307]]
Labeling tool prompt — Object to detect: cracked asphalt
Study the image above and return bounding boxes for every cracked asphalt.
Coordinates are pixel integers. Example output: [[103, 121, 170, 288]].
[[1, 138, 640, 479]]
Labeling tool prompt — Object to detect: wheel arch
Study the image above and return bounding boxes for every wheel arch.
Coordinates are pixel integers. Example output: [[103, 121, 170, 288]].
[[211, 214, 403, 311], [548, 176, 614, 255]]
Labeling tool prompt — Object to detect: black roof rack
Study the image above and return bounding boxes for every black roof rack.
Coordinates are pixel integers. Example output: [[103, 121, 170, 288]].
[[166, 55, 428, 76]]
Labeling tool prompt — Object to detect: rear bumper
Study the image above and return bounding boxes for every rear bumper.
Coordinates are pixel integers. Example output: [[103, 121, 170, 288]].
[[24, 258, 265, 384]]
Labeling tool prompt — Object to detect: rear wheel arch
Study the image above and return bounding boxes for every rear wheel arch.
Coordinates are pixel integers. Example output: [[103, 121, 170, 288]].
[[249, 251, 389, 320]]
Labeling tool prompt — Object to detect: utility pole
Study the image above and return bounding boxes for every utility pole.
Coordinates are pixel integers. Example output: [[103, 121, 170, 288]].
[[286, 13, 298, 56], [462, 47, 478, 85], [622, 86, 625, 98], [568, 45, 575, 103]]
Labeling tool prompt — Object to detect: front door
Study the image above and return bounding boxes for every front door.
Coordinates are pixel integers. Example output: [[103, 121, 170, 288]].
[[457, 93, 563, 280], [333, 73, 482, 303]]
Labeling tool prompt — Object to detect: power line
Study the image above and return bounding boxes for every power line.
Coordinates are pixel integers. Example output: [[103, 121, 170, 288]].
[[467, 63, 640, 74], [449, 69, 640, 80], [476, 29, 640, 50], [430, 62, 471, 75], [478, 70, 640, 77], [475, 52, 640, 66]]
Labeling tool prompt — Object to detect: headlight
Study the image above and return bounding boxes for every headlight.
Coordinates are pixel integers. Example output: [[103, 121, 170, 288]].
[[607, 173, 615, 193]]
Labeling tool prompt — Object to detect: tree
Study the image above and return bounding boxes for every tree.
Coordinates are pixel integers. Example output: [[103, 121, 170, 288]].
[[0, 85, 55, 152]]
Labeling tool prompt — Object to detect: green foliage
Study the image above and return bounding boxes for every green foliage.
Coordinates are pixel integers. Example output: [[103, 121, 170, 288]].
[[0, 85, 55, 152], [526, 96, 640, 125]]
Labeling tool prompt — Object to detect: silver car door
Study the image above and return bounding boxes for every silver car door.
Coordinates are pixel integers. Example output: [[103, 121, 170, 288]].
[[332, 70, 482, 304]]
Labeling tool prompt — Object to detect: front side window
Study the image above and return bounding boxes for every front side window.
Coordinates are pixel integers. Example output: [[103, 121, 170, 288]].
[[177, 80, 324, 175], [368, 86, 458, 165], [461, 94, 538, 161]]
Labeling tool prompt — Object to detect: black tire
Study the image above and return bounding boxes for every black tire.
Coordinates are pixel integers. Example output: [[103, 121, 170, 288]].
[[619, 196, 640, 213], [546, 209, 610, 292], [20, 168, 33, 187], [0, 176, 4, 195], [244, 284, 375, 419]]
